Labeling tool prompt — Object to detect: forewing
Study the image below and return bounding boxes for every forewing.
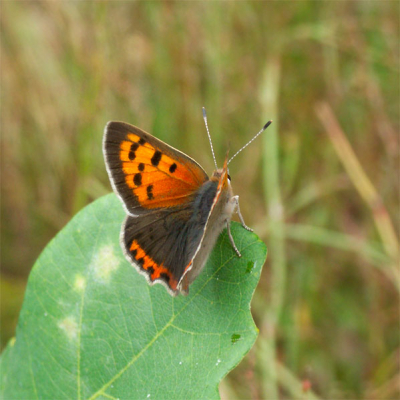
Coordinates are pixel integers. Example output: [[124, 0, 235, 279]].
[[103, 121, 209, 215]]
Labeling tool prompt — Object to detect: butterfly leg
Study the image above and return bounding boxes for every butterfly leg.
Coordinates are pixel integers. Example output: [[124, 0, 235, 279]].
[[232, 195, 253, 232], [227, 221, 242, 258]]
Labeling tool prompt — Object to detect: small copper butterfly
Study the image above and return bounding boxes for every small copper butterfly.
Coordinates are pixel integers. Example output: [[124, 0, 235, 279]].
[[103, 109, 271, 295]]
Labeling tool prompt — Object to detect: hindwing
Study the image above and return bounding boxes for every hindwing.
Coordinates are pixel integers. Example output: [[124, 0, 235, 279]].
[[121, 180, 219, 295]]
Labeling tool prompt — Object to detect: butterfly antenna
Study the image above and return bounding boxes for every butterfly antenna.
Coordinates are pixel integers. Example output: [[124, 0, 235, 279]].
[[227, 120, 273, 165], [202, 107, 218, 169]]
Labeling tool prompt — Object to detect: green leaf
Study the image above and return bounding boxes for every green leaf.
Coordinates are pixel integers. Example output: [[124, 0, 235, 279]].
[[1, 194, 267, 400]]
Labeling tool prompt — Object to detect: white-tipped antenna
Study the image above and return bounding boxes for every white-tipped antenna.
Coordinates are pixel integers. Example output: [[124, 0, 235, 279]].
[[202, 107, 218, 169], [227, 120, 272, 165]]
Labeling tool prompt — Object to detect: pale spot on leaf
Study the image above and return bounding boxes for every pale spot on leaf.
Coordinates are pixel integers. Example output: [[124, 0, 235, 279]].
[[91, 245, 119, 282], [58, 317, 78, 341], [74, 275, 86, 291]]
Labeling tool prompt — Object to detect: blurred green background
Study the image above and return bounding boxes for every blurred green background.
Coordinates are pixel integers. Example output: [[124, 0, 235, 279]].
[[1, 1, 399, 399]]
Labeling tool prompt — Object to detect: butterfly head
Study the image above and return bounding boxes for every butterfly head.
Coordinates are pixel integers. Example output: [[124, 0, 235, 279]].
[[210, 152, 231, 192]]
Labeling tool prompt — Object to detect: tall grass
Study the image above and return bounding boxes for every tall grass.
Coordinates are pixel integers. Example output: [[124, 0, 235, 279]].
[[1, 1, 399, 399]]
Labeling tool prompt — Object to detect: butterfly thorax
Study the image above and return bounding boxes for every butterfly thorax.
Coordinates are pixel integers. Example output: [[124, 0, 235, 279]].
[[210, 168, 227, 182]]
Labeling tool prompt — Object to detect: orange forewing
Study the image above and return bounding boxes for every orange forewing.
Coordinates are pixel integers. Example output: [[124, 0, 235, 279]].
[[119, 133, 201, 208], [104, 122, 209, 213]]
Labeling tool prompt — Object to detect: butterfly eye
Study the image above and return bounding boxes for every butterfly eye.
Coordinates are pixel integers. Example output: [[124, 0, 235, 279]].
[[228, 174, 231, 182]]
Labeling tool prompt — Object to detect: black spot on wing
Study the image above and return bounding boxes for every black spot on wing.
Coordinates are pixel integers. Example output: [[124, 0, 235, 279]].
[[134, 173, 142, 186], [147, 266, 154, 275], [169, 163, 177, 173], [137, 257, 145, 267], [129, 142, 139, 160], [151, 150, 162, 166], [160, 272, 170, 283], [138, 163, 145, 171], [147, 185, 154, 200]]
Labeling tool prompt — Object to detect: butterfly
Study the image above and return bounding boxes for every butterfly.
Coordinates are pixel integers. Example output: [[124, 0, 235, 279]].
[[103, 109, 271, 295]]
